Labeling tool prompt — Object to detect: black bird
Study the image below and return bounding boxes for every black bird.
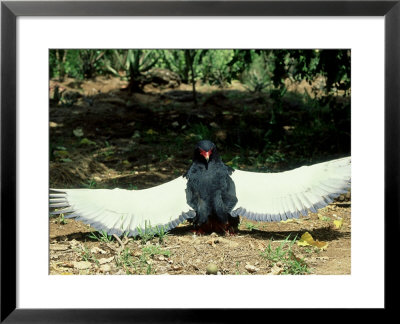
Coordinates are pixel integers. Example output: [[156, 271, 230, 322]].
[[50, 140, 351, 236], [184, 140, 239, 233]]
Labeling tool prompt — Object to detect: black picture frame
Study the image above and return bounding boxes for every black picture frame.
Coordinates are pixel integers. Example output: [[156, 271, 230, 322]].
[[1, 0, 397, 321]]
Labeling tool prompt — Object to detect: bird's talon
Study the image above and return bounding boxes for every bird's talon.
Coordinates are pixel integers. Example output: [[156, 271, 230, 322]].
[[191, 228, 206, 236]]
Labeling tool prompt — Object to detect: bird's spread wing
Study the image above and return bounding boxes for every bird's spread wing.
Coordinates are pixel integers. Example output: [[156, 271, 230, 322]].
[[50, 176, 195, 236], [230, 157, 351, 221]]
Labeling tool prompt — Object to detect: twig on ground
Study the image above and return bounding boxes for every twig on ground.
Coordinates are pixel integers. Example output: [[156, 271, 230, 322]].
[[165, 245, 181, 249], [122, 236, 130, 245], [113, 234, 125, 252]]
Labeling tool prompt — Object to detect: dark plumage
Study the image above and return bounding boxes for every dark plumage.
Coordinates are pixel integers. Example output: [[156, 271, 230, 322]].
[[184, 140, 239, 232]]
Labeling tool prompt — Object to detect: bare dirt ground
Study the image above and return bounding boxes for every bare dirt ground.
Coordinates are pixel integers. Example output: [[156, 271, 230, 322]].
[[49, 76, 351, 275]]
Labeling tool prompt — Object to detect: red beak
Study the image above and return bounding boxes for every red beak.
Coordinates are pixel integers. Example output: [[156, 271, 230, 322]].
[[200, 149, 212, 162]]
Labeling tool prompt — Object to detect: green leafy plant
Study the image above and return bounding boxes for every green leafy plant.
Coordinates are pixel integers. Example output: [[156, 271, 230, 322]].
[[245, 222, 258, 231], [136, 222, 156, 244], [115, 248, 137, 274], [155, 225, 170, 244], [59, 214, 68, 225], [78, 49, 106, 79], [200, 50, 235, 86], [83, 179, 97, 189], [265, 151, 286, 164], [261, 235, 309, 275], [190, 123, 212, 141], [115, 245, 171, 275], [141, 245, 171, 274], [235, 261, 241, 275], [77, 245, 99, 266], [104, 49, 161, 92], [242, 53, 273, 93], [88, 230, 114, 243], [141, 245, 171, 259]]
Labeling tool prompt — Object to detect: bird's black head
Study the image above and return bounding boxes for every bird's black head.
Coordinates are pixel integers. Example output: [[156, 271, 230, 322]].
[[194, 140, 218, 165]]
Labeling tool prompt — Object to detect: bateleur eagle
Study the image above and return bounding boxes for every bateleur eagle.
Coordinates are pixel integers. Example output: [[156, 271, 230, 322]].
[[50, 140, 351, 235]]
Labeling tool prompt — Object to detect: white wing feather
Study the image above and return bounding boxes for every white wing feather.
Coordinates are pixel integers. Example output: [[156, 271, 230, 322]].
[[50, 176, 195, 236], [230, 157, 351, 221]]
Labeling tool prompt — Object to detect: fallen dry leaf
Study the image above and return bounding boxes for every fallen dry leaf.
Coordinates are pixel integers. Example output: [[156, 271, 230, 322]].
[[100, 264, 112, 273], [290, 252, 305, 263], [69, 240, 81, 248], [146, 129, 158, 135], [73, 261, 92, 270], [91, 247, 107, 254], [257, 242, 266, 251], [50, 244, 70, 251], [307, 256, 330, 265], [217, 237, 239, 248], [206, 239, 217, 247], [297, 232, 328, 250], [177, 236, 196, 243], [268, 264, 283, 275], [245, 264, 259, 273], [98, 256, 114, 265], [333, 218, 343, 229], [316, 256, 330, 261]]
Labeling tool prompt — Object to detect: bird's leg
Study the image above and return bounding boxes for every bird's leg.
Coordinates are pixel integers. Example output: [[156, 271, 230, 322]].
[[193, 219, 235, 235], [222, 215, 239, 235], [190, 227, 207, 236], [223, 224, 237, 236], [217, 221, 237, 236], [191, 214, 239, 235], [191, 218, 213, 235]]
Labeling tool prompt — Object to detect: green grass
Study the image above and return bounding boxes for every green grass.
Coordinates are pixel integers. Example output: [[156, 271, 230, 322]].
[[135, 223, 170, 245], [304, 246, 322, 255], [157, 150, 169, 162], [77, 245, 99, 266], [116, 248, 138, 274], [245, 222, 258, 231], [128, 183, 138, 190], [190, 123, 212, 141], [101, 149, 115, 157], [82, 178, 97, 188], [115, 245, 171, 275], [319, 215, 331, 221], [54, 213, 68, 225], [141, 245, 171, 258], [88, 230, 114, 243], [136, 222, 156, 244], [234, 261, 248, 275], [154, 225, 170, 244], [261, 235, 310, 275], [138, 245, 171, 275], [265, 151, 286, 164]]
